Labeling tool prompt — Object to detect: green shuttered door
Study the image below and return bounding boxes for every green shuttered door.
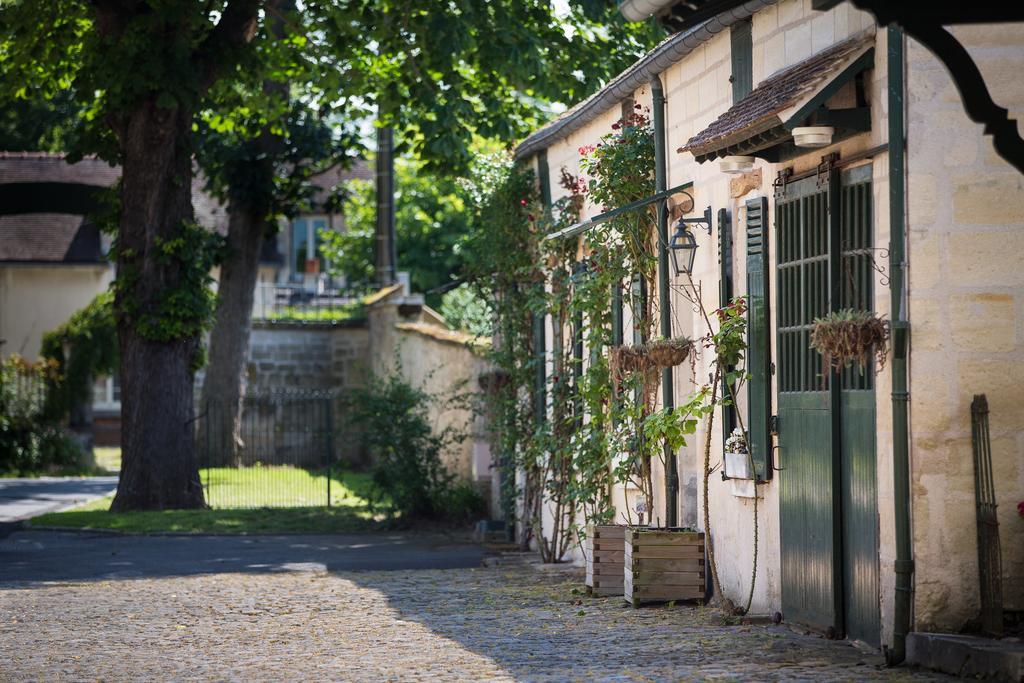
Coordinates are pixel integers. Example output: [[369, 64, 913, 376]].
[[777, 176, 837, 634], [776, 165, 880, 645], [746, 198, 771, 481]]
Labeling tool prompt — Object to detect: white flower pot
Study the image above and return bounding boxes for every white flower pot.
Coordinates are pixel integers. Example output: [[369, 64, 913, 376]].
[[724, 450, 753, 480]]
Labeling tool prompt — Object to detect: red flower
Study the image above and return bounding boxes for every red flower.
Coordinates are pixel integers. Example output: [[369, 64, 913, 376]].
[[528, 213, 535, 221], [520, 199, 527, 206], [1018, 500, 1024, 518], [611, 122, 621, 130]]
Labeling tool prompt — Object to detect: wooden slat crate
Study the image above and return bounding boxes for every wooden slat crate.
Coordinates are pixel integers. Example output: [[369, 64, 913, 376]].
[[624, 528, 705, 606], [584, 524, 626, 596]]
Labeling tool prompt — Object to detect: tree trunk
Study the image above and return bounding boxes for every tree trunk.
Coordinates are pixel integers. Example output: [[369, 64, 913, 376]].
[[198, 207, 265, 467], [110, 101, 206, 511]]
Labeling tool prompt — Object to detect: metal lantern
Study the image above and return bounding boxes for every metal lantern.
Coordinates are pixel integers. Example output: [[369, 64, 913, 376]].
[[669, 198, 712, 276], [669, 219, 698, 275]]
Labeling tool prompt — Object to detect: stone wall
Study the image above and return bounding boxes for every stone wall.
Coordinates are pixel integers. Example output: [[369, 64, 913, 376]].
[[906, 24, 1024, 631], [246, 321, 370, 394], [242, 290, 494, 503], [367, 293, 494, 501]]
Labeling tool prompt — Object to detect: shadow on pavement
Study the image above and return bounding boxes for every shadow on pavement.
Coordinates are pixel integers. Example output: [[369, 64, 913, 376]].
[[0, 529, 484, 586]]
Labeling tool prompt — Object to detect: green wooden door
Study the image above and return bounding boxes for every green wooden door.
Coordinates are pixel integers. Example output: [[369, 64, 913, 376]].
[[777, 176, 838, 634], [838, 165, 880, 646], [776, 165, 880, 645]]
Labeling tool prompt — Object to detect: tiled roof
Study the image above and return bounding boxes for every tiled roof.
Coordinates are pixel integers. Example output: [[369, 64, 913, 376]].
[[0, 213, 104, 263], [309, 159, 373, 208], [0, 153, 119, 186], [679, 30, 874, 159]]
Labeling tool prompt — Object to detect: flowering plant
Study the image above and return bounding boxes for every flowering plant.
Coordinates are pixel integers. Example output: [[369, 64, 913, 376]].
[[725, 428, 748, 454]]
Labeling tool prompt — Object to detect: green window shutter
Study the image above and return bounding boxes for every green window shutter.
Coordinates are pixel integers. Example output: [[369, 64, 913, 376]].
[[532, 308, 546, 425], [718, 208, 736, 450], [730, 18, 753, 103], [746, 197, 771, 481]]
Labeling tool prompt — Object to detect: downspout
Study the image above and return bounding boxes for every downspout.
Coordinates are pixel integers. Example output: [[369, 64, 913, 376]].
[[375, 125, 397, 286], [887, 24, 914, 666], [652, 75, 678, 527]]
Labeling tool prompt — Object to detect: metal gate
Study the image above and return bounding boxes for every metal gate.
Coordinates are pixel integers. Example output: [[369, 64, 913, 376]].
[[197, 392, 338, 508], [776, 163, 879, 644]]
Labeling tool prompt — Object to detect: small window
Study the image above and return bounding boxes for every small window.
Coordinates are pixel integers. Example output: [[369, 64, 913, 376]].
[[292, 218, 309, 273], [731, 18, 753, 103], [291, 216, 330, 276]]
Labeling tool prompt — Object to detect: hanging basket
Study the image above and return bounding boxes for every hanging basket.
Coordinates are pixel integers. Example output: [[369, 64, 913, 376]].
[[609, 337, 693, 399], [810, 309, 889, 374]]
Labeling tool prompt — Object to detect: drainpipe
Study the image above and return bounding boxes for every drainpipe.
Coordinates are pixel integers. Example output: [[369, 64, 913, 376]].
[[887, 25, 914, 666], [652, 75, 678, 527], [375, 124, 397, 287]]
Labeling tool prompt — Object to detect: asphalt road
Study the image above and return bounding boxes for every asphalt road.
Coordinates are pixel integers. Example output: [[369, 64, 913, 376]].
[[0, 476, 117, 523], [0, 530, 485, 584]]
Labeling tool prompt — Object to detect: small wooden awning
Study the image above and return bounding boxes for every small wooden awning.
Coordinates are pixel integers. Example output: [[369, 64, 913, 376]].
[[679, 30, 875, 163]]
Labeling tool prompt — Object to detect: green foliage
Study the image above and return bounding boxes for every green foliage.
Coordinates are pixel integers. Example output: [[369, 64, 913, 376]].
[[460, 151, 547, 548], [0, 356, 83, 475], [439, 284, 493, 337], [266, 302, 366, 324], [113, 221, 223, 347], [40, 292, 117, 419], [347, 367, 482, 522], [319, 155, 473, 306]]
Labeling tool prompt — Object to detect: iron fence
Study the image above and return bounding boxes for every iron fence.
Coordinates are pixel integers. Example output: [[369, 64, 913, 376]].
[[252, 283, 372, 324], [196, 391, 354, 509], [0, 360, 50, 420]]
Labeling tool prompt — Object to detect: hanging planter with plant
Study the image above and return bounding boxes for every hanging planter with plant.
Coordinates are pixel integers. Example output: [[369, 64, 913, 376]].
[[810, 309, 889, 374], [723, 427, 752, 481], [609, 337, 693, 401]]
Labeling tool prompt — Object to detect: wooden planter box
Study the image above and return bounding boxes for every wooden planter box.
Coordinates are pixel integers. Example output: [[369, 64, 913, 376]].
[[624, 528, 705, 606], [584, 524, 625, 596]]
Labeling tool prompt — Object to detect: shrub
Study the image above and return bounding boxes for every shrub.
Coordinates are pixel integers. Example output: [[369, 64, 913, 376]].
[[440, 284, 493, 337], [0, 356, 84, 474], [347, 367, 476, 522]]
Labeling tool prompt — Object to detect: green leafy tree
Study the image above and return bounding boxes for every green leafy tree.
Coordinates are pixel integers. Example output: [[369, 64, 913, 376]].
[[319, 155, 471, 306], [0, 0, 659, 510]]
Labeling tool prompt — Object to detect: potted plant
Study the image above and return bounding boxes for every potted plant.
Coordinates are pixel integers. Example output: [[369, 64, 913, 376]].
[[618, 390, 710, 606], [585, 524, 626, 596], [624, 526, 706, 607], [723, 427, 752, 480], [810, 308, 889, 374]]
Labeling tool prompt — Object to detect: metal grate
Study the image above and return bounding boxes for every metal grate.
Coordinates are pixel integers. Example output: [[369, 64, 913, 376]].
[[839, 168, 874, 391], [197, 392, 339, 508], [971, 394, 1004, 636], [777, 178, 830, 394]]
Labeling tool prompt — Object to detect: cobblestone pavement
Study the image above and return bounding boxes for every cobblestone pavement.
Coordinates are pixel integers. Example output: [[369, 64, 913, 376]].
[[0, 562, 948, 681]]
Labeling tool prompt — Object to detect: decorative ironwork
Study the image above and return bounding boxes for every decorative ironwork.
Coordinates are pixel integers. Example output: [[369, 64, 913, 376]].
[[970, 394, 1004, 637]]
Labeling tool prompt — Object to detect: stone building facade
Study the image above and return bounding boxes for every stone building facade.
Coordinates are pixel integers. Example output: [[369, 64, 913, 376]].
[[515, 0, 1023, 653]]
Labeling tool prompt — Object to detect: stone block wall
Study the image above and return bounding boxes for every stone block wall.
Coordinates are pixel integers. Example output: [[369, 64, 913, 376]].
[[906, 25, 1024, 630], [246, 322, 370, 394]]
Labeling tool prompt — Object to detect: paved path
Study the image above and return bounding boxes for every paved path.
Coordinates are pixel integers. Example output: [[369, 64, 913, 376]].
[[0, 532, 948, 681], [0, 477, 117, 522], [0, 530, 484, 583]]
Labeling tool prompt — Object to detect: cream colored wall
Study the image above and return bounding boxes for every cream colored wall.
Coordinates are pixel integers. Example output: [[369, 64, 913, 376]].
[[533, 0, 898, 623], [0, 265, 113, 360], [905, 24, 1024, 631], [367, 298, 491, 487]]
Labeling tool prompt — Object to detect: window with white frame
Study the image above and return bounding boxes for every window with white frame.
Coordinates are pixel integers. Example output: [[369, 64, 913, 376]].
[[93, 375, 121, 411], [290, 216, 330, 279]]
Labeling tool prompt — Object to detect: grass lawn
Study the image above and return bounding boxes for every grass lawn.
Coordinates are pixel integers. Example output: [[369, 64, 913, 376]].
[[30, 467, 386, 534], [93, 446, 121, 472]]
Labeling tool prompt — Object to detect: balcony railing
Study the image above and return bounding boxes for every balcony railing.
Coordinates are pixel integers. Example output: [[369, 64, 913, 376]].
[[252, 283, 371, 324]]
